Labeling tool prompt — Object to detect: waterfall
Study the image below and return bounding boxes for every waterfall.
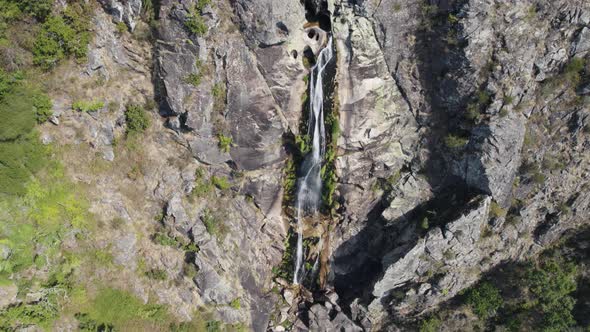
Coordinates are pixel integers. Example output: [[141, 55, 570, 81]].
[[293, 36, 333, 285]]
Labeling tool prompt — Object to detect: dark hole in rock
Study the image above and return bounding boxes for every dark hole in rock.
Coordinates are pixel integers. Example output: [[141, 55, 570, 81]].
[[303, 46, 316, 67], [276, 21, 289, 35], [303, 0, 332, 32], [308, 29, 316, 39], [291, 50, 298, 59]]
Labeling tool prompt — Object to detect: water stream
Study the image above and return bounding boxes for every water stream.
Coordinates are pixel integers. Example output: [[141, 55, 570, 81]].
[[293, 36, 333, 285]]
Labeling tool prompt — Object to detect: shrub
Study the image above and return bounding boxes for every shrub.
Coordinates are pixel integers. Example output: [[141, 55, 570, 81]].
[[184, 12, 207, 36], [116, 21, 127, 35], [444, 134, 469, 148], [201, 209, 228, 241], [145, 269, 167, 281], [420, 217, 429, 230], [72, 100, 104, 112], [211, 175, 230, 190], [184, 1, 211, 35], [489, 201, 507, 219], [184, 72, 202, 86], [229, 298, 241, 309], [17, 0, 53, 21], [32, 92, 52, 123], [419, 316, 441, 332], [33, 4, 91, 69], [564, 57, 586, 86], [217, 134, 233, 153], [527, 260, 577, 331], [212, 83, 226, 113], [465, 282, 503, 319], [124, 104, 151, 135]]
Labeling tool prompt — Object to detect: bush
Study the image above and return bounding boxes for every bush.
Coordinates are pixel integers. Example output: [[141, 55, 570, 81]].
[[419, 316, 441, 332], [211, 175, 230, 190], [217, 134, 233, 153], [466, 282, 503, 319], [16, 0, 53, 21], [201, 209, 228, 241], [33, 4, 91, 69], [444, 134, 469, 149], [145, 269, 167, 281], [489, 201, 507, 219], [184, 2, 209, 36], [72, 100, 104, 112], [229, 298, 241, 309], [124, 104, 151, 135], [527, 260, 577, 331]]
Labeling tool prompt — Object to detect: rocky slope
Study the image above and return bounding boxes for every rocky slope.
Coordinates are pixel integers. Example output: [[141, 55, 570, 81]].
[[2, 0, 589, 330]]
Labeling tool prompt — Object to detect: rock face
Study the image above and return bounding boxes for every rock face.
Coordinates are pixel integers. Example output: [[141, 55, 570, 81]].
[[98, 0, 143, 31], [323, 0, 590, 330], [38, 0, 590, 330], [331, 2, 419, 232]]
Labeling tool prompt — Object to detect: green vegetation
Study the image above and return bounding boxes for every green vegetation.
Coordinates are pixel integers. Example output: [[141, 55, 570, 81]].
[[201, 209, 228, 242], [542, 153, 566, 172], [489, 201, 507, 219], [0, 69, 54, 196], [229, 298, 241, 309], [464, 89, 494, 122], [145, 268, 167, 281], [152, 232, 199, 253], [541, 57, 587, 98], [321, 93, 340, 212], [448, 248, 584, 332], [124, 103, 151, 135], [212, 82, 226, 113], [444, 134, 469, 149], [116, 21, 128, 35], [282, 158, 297, 206], [217, 133, 233, 153], [184, 1, 211, 36], [72, 99, 104, 112], [272, 230, 295, 280], [420, 217, 430, 230], [419, 316, 441, 332], [211, 175, 231, 190], [465, 282, 503, 319], [33, 3, 92, 69], [295, 134, 311, 155], [73, 287, 169, 330]]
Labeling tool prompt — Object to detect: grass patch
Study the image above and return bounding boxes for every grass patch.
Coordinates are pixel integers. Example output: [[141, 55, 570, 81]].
[[72, 99, 104, 112], [73, 287, 170, 330], [201, 209, 228, 242]]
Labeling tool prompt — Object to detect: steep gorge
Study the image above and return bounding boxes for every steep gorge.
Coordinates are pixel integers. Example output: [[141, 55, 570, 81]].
[[0, 0, 589, 331]]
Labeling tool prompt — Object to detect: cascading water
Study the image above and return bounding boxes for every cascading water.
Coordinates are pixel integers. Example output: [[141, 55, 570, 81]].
[[293, 36, 333, 285]]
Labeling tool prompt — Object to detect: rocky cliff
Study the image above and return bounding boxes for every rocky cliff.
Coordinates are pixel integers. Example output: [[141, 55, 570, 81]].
[[2, 0, 589, 330]]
